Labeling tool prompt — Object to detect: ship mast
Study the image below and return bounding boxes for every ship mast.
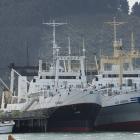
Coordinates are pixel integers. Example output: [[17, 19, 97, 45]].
[[43, 20, 67, 88], [130, 32, 135, 70], [82, 38, 86, 74], [68, 37, 71, 72], [82, 38, 86, 58], [43, 20, 67, 62], [105, 17, 126, 88], [105, 17, 125, 57], [131, 32, 135, 53]]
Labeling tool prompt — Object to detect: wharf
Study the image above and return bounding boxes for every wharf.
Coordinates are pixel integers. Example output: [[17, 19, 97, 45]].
[[0, 110, 49, 133]]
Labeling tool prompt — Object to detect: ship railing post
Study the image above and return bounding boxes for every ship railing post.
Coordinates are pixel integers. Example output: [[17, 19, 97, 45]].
[[39, 60, 42, 73], [80, 57, 87, 88], [10, 69, 14, 95], [1, 91, 5, 110]]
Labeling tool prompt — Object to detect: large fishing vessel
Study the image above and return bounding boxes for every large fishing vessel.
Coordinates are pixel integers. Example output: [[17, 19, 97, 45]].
[[1, 21, 101, 132], [92, 18, 140, 131]]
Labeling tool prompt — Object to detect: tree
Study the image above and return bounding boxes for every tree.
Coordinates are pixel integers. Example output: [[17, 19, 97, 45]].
[[38, 0, 128, 16], [119, 0, 129, 14], [131, 2, 140, 16]]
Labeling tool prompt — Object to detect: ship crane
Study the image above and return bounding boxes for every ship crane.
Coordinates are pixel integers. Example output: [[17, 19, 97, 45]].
[[0, 78, 9, 91], [10, 69, 30, 96]]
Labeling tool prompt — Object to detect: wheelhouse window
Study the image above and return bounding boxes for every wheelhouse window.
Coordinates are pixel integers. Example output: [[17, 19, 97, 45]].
[[123, 74, 138, 78], [132, 58, 140, 69], [76, 85, 82, 88], [103, 74, 139, 78], [46, 76, 55, 79], [108, 74, 118, 78], [95, 77, 98, 81], [59, 76, 76, 79], [42, 63, 47, 71], [104, 63, 112, 71], [123, 63, 129, 71]]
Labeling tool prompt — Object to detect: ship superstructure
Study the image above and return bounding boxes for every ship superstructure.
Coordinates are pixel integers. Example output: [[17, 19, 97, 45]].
[[1, 21, 101, 132], [92, 18, 140, 131]]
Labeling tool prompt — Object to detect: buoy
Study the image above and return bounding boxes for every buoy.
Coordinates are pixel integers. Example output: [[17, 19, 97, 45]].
[[8, 135, 15, 140]]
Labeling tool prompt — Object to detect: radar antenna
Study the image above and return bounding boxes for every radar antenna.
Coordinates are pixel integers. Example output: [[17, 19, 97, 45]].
[[105, 17, 126, 57], [43, 20, 67, 61], [105, 17, 126, 42]]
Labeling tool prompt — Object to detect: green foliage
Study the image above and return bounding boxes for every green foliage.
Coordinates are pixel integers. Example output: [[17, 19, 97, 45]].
[[11, 110, 21, 118], [131, 2, 140, 16], [0, 0, 135, 81], [0, 0, 129, 23], [119, 0, 129, 14], [0, 110, 4, 118], [41, 0, 129, 16]]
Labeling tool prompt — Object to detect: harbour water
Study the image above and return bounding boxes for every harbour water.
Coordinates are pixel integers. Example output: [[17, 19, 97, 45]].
[[1, 132, 140, 140]]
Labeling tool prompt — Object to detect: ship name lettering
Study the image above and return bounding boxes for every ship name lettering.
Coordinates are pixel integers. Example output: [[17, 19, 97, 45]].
[[120, 100, 129, 104], [115, 101, 119, 105], [55, 101, 63, 105]]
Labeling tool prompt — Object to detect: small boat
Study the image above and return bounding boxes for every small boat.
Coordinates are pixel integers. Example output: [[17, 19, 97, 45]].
[[0, 121, 15, 134]]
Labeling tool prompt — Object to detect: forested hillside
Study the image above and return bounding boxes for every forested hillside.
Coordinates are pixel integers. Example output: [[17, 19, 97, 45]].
[[0, 0, 139, 82]]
